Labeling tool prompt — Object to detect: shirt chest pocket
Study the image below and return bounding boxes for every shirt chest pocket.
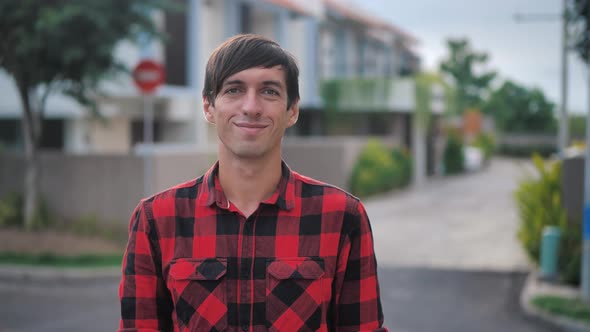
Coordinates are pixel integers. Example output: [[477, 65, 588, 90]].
[[168, 258, 228, 331], [265, 258, 326, 332]]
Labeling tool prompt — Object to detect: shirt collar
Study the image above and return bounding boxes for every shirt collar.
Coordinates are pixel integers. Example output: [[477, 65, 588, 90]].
[[197, 160, 295, 211]]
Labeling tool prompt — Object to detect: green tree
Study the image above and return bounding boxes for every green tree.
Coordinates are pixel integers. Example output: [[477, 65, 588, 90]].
[[0, 0, 172, 229], [439, 38, 497, 114], [569, 0, 589, 63], [483, 80, 557, 133]]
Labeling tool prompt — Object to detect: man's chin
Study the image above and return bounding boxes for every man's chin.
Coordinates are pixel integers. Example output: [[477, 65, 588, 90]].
[[231, 147, 266, 160]]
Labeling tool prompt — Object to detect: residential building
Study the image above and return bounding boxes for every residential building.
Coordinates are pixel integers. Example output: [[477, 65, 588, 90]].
[[0, 0, 423, 154]]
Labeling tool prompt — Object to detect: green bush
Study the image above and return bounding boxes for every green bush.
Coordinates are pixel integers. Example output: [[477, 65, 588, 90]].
[[570, 115, 586, 139], [472, 133, 495, 162], [391, 148, 412, 187], [515, 154, 580, 285], [64, 214, 127, 245], [0, 192, 23, 227], [349, 140, 412, 198], [443, 134, 465, 175], [0, 192, 56, 230]]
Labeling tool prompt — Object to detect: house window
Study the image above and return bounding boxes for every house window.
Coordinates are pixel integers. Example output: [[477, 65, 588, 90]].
[[131, 120, 162, 146], [0, 119, 64, 150], [164, 0, 188, 86], [0, 120, 21, 150], [40, 119, 64, 149]]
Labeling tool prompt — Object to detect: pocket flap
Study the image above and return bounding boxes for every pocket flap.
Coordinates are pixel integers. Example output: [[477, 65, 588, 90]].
[[169, 258, 227, 281], [267, 258, 324, 280]]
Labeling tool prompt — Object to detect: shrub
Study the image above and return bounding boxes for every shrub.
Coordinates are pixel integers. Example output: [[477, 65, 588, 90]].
[[0, 192, 56, 230], [443, 134, 465, 175], [0, 192, 23, 227], [350, 140, 395, 197], [391, 148, 412, 187], [515, 154, 580, 285], [64, 214, 127, 245], [472, 133, 495, 162], [349, 140, 412, 198]]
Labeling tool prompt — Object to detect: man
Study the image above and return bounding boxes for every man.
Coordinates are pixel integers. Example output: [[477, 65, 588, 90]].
[[119, 34, 387, 332]]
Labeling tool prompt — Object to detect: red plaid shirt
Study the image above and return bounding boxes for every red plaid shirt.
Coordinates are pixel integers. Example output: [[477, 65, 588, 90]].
[[119, 161, 387, 332]]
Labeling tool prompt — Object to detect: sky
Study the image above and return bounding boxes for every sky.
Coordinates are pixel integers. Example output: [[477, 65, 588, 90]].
[[352, 0, 588, 114]]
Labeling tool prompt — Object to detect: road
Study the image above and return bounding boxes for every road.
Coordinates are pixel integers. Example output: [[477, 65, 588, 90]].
[[0, 277, 119, 332], [0, 269, 554, 332]]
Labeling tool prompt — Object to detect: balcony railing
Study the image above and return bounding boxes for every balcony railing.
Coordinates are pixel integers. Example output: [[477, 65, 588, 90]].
[[320, 77, 415, 112]]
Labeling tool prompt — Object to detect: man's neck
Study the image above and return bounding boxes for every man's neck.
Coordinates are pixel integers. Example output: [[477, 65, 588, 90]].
[[217, 152, 282, 218]]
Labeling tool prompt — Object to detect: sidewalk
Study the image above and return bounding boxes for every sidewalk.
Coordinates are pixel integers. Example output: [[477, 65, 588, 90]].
[[520, 271, 590, 332], [0, 264, 120, 282]]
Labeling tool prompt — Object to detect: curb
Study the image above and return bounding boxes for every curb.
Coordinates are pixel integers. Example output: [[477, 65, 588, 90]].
[[520, 270, 590, 332], [0, 264, 121, 282]]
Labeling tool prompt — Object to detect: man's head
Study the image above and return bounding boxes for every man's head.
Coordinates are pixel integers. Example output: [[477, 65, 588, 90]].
[[202, 34, 300, 109]]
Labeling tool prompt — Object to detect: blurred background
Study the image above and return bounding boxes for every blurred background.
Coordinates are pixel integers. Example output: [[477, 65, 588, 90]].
[[0, 0, 589, 331]]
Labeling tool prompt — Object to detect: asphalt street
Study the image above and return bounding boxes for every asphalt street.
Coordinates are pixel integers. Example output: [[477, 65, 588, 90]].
[[0, 268, 555, 332]]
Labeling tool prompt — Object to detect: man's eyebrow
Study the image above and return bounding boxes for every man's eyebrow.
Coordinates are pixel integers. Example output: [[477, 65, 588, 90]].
[[222, 79, 284, 89], [261, 80, 284, 89], [223, 79, 244, 86]]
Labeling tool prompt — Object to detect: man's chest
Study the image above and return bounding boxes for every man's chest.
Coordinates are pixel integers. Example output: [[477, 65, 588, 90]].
[[157, 211, 346, 331]]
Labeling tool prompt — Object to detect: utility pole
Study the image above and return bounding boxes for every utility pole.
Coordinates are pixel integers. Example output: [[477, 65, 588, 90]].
[[514, 1, 569, 157], [559, 0, 570, 156]]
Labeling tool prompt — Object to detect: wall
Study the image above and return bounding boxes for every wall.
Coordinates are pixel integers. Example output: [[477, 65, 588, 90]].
[[0, 137, 399, 225], [496, 133, 557, 147], [0, 150, 215, 226]]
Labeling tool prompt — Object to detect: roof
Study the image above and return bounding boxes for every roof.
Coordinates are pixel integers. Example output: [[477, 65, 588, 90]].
[[263, 0, 319, 17], [322, 0, 419, 45]]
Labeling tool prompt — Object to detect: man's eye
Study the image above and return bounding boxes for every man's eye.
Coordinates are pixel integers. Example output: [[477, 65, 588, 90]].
[[225, 88, 241, 94], [262, 89, 279, 96]]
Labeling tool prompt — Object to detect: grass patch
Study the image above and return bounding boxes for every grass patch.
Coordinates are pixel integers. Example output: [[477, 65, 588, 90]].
[[532, 295, 590, 325], [0, 251, 123, 268]]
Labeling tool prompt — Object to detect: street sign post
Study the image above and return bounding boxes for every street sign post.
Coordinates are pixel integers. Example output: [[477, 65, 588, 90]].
[[132, 60, 165, 197], [133, 60, 165, 94]]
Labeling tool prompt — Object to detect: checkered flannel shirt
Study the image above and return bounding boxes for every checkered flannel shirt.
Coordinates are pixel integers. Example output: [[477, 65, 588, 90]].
[[119, 161, 387, 332]]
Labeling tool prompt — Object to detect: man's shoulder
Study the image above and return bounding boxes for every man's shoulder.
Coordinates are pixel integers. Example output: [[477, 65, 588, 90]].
[[141, 175, 205, 205], [291, 170, 361, 204]]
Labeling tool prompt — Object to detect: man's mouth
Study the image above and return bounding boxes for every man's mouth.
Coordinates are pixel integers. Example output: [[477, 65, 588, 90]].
[[234, 122, 268, 134]]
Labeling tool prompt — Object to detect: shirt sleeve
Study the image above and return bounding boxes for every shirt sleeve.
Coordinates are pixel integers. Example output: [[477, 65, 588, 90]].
[[332, 200, 388, 332], [118, 201, 173, 332]]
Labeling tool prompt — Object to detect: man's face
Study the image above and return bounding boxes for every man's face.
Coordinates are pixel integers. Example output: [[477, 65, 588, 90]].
[[203, 65, 299, 160]]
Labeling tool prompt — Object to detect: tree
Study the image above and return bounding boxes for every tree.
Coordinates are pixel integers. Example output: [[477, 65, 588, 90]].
[[0, 0, 171, 229], [483, 80, 557, 133], [439, 38, 497, 114], [569, 0, 589, 64]]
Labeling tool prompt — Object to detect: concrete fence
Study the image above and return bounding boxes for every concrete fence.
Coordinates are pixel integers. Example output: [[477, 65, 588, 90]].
[[0, 137, 397, 226], [496, 133, 557, 147]]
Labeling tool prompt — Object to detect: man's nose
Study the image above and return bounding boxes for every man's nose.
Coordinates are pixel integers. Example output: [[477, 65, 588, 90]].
[[241, 90, 262, 116]]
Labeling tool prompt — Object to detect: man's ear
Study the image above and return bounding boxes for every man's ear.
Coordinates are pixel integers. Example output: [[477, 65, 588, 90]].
[[286, 98, 299, 127], [203, 97, 215, 124]]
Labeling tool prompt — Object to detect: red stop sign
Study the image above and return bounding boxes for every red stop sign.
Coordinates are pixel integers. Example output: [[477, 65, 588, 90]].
[[132, 60, 165, 94]]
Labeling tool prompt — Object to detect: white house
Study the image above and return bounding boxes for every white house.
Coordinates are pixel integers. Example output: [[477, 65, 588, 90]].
[[0, 0, 423, 154]]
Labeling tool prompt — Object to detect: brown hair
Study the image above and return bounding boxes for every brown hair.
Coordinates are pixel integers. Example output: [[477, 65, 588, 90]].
[[203, 34, 300, 109]]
